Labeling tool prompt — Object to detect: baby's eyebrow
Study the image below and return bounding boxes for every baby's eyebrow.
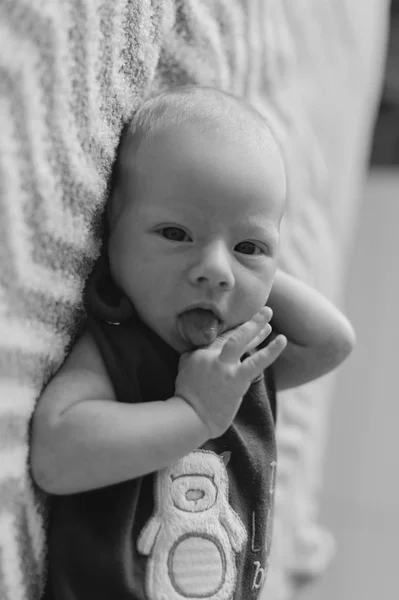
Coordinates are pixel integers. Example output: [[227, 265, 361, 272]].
[[242, 219, 279, 241], [145, 204, 196, 220]]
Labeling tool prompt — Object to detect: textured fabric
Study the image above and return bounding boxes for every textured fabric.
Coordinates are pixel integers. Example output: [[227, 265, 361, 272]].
[[0, 2, 389, 600], [43, 262, 277, 600]]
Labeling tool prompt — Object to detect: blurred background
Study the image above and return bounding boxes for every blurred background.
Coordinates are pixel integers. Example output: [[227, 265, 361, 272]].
[[303, 2, 399, 598]]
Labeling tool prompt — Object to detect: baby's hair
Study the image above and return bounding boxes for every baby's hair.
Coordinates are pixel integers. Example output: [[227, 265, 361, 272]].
[[108, 86, 283, 228]]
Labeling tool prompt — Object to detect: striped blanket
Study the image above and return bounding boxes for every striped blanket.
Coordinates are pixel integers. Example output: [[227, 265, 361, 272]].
[[0, 1, 388, 599]]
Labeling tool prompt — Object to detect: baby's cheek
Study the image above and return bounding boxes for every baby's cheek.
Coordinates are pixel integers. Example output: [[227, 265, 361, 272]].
[[238, 274, 272, 316]]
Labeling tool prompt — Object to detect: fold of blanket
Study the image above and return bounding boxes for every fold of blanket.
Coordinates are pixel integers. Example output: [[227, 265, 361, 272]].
[[0, 1, 388, 599]]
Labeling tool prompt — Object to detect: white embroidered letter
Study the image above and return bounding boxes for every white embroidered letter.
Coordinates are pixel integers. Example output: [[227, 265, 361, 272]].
[[252, 561, 266, 590]]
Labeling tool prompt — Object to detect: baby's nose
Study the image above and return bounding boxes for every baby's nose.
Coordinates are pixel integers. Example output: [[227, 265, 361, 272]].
[[189, 243, 235, 290]]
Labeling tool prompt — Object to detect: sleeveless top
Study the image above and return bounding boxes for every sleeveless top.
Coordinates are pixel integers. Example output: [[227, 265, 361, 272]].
[[43, 257, 278, 600]]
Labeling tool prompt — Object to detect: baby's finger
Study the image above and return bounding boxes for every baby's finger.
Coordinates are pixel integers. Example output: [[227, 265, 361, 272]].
[[241, 334, 287, 378], [245, 323, 272, 354], [218, 307, 273, 363]]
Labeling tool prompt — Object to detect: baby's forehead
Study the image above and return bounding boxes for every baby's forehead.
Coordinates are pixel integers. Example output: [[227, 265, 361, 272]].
[[113, 91, 286, 224], [130, 113, 283, 180], [128, 128, 284, 226]]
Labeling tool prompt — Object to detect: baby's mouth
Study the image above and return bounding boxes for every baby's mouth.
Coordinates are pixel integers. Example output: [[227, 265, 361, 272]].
[[177, 308, 222, 347]]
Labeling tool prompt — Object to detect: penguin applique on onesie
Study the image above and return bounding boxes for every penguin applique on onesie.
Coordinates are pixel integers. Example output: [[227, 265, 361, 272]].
[[138, 450, 247, 600]]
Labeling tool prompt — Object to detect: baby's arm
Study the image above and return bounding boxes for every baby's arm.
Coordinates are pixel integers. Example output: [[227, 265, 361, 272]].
[[267, 269, 356, 390], [30, 308, 283, 495], [30, 331, 207, 495]]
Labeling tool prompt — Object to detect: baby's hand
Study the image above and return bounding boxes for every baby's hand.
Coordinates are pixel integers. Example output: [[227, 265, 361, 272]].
[[175, 307, 287, 439]]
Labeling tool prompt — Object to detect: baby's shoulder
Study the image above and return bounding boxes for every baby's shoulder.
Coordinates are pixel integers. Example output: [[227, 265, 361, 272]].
[[60, 329, 116, 399], [35, 330, 116, 425]]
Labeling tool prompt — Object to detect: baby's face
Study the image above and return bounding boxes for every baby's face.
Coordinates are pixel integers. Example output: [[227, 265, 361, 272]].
[[109, 123, 286, 353]]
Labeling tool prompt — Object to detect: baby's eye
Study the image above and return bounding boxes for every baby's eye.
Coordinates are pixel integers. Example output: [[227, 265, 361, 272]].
[[235, 241, 265, 256], [158, 226, 191, 242]]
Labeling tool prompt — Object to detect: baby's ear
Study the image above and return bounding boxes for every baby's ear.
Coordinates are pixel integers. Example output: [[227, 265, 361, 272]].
[[220, 451, 232, 466]]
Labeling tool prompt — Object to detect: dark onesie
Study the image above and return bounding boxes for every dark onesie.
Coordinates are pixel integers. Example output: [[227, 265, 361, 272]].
[[43, 260, 278, 600]]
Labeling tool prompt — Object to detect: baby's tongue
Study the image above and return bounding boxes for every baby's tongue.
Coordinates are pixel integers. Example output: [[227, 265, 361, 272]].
[[178, 308, 221, 347]]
